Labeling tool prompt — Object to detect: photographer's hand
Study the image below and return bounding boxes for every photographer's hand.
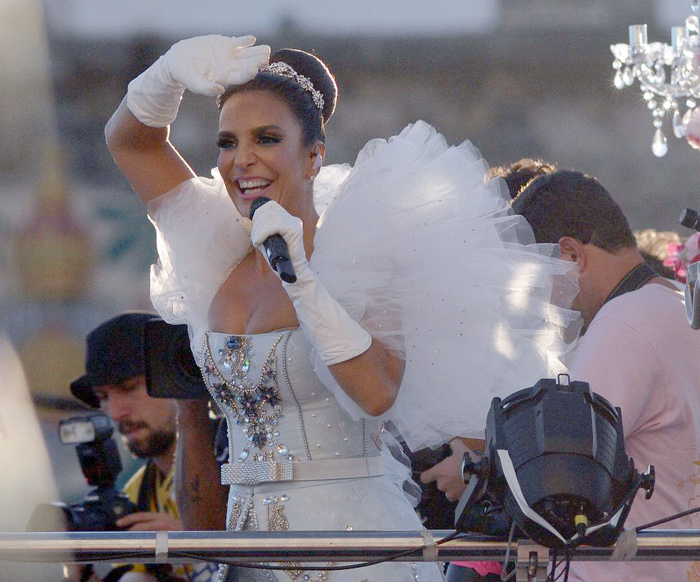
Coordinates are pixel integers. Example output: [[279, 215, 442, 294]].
[[420, 438, 484, 501], [62, 564, 101, 582], [116, 511, 183, 531]]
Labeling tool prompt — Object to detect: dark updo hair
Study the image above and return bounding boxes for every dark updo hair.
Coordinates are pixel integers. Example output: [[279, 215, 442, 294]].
[[217, 48, 338, 146]]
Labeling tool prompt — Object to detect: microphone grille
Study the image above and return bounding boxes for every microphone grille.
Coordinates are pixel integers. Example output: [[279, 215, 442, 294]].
[[249, 196, 271, 220]]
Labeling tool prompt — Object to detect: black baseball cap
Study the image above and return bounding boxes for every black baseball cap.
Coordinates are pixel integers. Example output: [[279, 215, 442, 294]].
[[70, 312, 161, 408]]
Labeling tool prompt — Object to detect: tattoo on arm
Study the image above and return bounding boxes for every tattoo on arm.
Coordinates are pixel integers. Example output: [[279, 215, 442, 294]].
[[180, 475, 203, 509]]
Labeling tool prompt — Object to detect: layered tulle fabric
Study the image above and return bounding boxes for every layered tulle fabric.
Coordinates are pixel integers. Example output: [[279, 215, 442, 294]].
[[149, 121, 580, 451], [148, 167, 251, 347], [310, 122, 580, 449]]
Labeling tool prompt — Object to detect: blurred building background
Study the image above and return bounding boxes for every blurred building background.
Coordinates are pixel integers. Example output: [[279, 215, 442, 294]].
[[0, 0, 698, 573]]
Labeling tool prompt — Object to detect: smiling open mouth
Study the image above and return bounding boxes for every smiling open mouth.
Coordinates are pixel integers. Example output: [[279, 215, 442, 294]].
[[237, 178, 272, 195]]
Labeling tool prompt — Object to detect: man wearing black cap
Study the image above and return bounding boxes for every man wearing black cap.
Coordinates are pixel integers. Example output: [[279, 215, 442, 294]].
[[66, 312, 217, 582]]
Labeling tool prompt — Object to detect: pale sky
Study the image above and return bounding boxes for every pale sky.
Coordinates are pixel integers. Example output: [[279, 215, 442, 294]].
[[41, 0, 500, 38], [37, 0, 700, 41], [656, 0, 700, 27]]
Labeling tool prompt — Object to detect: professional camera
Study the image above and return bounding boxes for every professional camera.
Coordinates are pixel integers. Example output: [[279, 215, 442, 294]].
[[143, 318, 209, 399], [27, 414, 138, 532], [679, 208, 700, 329]]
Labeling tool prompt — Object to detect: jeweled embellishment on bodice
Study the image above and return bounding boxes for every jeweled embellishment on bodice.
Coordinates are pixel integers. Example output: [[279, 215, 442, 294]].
[[202, 332, 286, 453]]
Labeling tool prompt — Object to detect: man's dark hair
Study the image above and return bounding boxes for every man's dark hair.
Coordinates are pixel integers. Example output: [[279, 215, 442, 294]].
[[511, 170, 636, 252], [487, 158, 558, 199]]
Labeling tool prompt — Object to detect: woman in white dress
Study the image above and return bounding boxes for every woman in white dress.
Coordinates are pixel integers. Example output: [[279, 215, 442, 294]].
[[105, 35, 578, 582]]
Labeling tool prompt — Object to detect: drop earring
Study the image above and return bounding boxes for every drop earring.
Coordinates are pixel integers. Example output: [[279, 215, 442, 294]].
[[309, 153, 322, 181]]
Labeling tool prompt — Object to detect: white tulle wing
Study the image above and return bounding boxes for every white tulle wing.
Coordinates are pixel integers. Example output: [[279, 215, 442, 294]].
[[310, 121, 581, 450]]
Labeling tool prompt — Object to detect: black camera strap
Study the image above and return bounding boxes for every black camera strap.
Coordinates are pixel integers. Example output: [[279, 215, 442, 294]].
[[603, 262, 659, 307], [136, 460, 157, 513]]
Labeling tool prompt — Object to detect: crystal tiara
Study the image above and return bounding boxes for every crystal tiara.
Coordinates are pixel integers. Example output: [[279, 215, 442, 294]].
[[262, 62, 325, 111]]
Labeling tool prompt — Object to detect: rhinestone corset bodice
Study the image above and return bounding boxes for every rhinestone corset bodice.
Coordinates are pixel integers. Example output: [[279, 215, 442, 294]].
[[200, 329, 380, 475]]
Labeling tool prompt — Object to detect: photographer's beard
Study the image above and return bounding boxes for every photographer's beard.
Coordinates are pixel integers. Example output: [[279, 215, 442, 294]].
[[120, 421, 176, 459]]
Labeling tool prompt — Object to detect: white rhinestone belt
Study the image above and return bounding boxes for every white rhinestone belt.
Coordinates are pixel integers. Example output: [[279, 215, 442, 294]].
[[220, 456, 384, 485]]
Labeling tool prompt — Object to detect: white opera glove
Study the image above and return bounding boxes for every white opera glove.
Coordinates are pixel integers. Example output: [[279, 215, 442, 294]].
[[127, 35, 270, 127], [250, 201, 372, 366], [684, 107, 700, 151]]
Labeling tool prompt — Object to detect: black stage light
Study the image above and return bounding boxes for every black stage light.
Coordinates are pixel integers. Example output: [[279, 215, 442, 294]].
[[455, 376, 655, 548]]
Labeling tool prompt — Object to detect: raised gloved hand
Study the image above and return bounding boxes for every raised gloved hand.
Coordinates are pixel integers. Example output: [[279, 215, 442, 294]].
[[127, 35, 270, 127], [250, 200, 372, 365], [684, 107, 700, 150]]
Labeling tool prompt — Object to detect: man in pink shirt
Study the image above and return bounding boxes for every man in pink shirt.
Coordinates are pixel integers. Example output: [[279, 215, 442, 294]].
[[423, 169, 700, 581], [511, 170, 700, 582]]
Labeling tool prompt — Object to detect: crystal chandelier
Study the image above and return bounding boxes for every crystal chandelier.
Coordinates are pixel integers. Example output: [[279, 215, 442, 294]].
[[611, 2, 700, 157]]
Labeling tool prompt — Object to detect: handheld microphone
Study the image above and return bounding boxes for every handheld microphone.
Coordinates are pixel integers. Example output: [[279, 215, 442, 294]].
[[249, 197, 297, 284]]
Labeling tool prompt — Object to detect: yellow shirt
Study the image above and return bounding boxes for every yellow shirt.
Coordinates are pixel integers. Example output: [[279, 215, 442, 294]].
[[122, 462, 177, 517], [120, 462, 217, 581]]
